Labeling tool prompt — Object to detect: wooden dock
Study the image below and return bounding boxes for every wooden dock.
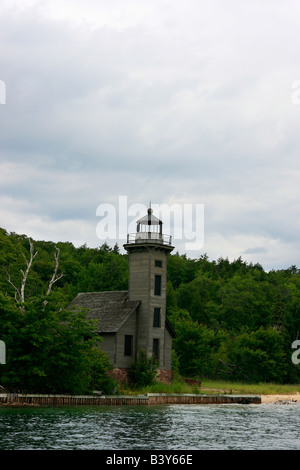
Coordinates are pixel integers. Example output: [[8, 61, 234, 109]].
[[0, 392, 261, 406]]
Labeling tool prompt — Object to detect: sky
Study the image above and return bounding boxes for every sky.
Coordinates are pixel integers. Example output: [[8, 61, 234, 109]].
[[0, 0, 299, 271]]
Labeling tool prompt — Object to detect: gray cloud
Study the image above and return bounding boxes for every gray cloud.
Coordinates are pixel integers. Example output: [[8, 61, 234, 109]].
[[0, 0, 300, 270], [244, 247, 268, 255]]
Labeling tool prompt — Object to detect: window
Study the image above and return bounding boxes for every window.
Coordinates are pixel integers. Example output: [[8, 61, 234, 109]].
[[124, 335, 133, 356], [154, 275, 161, 296], [153, 338, 160, 361], [153, 308, 161, 327], [155, 260, 162, 268]]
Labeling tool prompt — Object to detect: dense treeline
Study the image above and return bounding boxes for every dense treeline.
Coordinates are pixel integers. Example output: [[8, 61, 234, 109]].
[[0, 227, 299, 392], [167, 254, 300, 384], [0, 228, 128, 302]]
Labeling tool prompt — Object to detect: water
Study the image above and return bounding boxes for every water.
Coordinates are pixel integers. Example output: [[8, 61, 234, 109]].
[[0, 403, 299, 450]]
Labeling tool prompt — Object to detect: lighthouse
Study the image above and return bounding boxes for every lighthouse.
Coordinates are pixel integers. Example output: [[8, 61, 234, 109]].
[[69, 206, 176, 384], [123, 207, 175, 383]]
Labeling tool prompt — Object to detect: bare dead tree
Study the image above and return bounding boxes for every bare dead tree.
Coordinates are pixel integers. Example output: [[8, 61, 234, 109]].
[[46, 246, 64, 295], [6, 239, 64, 310], [6, 238, 38, 309], [20, 239, 38, 303], [5, 269, 21, 304]]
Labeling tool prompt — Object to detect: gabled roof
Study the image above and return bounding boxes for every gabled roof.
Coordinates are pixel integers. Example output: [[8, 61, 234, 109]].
[[68, 290, 140, 333]]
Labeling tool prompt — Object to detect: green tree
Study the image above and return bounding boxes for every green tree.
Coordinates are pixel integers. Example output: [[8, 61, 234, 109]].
[[128, 349, 159, 387], [0, 293, 116, 394], [227, 327, 288, 383], [169, 310, 228, 378], [176, 272, 221, 324]]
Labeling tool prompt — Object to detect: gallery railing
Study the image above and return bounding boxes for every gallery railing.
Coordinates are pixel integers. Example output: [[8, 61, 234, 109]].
[[126, 232, 172, 246]]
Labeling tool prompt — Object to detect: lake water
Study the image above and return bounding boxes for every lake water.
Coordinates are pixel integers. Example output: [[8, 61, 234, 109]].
[[0, 403, 299, 450]]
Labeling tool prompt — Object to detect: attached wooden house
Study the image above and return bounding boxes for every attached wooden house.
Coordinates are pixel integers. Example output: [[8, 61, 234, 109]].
[[68, 208, 176, 384]]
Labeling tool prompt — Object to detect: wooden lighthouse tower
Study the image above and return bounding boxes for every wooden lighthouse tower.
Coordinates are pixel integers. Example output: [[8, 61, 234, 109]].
[[123, 207, 175, 383]]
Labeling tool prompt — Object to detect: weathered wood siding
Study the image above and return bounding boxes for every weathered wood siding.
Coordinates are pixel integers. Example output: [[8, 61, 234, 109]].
[[128, 247, 170, 369], [100, 333, 115, 364], [115, 311, 137, 368], [162, 328, 173, 370]]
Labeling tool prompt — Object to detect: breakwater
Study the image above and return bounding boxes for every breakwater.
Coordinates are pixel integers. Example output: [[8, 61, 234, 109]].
[[0, 392, 261, 406]]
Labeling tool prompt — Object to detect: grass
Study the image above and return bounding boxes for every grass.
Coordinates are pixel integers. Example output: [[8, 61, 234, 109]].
[[120, 380, 201, 396], [200, 379, 300, 395], [119, 378, 300, 396]]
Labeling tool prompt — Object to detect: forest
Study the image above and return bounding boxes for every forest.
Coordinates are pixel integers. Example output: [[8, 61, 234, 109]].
[[0, 227, 300, 394]]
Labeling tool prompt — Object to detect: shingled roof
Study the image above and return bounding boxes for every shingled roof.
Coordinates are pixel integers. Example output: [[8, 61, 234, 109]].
[[68, 290, 140, 333]]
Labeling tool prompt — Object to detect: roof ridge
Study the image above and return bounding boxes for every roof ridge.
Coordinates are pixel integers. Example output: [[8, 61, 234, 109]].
[[67, 290, 140, 333]]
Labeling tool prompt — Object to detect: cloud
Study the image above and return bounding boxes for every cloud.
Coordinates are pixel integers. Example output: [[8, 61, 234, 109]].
[[0, 0, 300, 270], [243, 247, 268, 255]]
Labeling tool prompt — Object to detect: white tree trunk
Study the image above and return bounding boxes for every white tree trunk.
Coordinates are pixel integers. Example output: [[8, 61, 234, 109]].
[[20, 239, 38, 303], [6, 238, 38, 307], [46, 246, 64, 295], [6, 239, 64, 310]]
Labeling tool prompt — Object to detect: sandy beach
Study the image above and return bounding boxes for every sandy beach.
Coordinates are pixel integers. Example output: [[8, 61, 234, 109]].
[[261, 393, 300, 404], [202, 388, 300, 403]]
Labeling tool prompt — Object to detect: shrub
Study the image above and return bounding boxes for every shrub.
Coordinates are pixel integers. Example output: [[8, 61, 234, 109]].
[[128, 349, 159, 387]]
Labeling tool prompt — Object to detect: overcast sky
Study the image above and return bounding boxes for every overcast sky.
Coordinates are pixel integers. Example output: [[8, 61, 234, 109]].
[[0, 0, 299, 270]]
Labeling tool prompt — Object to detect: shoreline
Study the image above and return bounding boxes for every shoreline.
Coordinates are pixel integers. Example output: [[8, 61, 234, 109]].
[[0, 392, 261, 406], [261, 393, 300, 404], [202, 388, 300, 404], [1, 392, 299, 406]]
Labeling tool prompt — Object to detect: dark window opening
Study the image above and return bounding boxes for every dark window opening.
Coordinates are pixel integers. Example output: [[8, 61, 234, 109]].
[[154, 275, 161, 296], [155, 260, 162, 268], [153, 338, 160, 361], [124, 335, 133, 356], [153, 308, 161, 327]]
